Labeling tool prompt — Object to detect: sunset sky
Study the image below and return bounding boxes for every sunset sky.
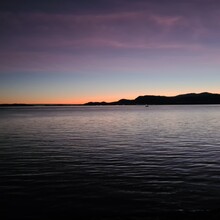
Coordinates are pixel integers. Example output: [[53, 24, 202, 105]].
[[1, 0, 220, 104]]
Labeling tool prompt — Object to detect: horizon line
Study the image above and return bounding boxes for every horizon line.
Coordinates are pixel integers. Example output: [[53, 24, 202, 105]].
[[0, 91, 219, 105]]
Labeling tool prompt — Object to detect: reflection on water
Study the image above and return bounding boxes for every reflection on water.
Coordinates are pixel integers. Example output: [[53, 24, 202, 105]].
[[1, 105, 220, 219]]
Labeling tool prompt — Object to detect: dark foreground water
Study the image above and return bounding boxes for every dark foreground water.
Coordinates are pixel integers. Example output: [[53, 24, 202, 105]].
[[1, 105, 220, 219]]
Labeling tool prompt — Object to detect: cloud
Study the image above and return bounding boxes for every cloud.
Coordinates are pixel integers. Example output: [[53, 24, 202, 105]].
[[0, 11, 196, 50], [150, 15, 182, 27], [1, 0, 220, 74]]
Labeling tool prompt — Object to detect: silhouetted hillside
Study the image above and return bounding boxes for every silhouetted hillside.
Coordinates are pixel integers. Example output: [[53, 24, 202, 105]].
[[84, 92, 220, 105]]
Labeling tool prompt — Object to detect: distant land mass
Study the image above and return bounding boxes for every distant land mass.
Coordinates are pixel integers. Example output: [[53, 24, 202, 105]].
[[1, 92, 220, 106], [85, 92, 220, 105]]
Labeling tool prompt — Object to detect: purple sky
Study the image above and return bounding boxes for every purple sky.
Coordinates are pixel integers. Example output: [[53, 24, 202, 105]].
[[0, 0, 220, 104]]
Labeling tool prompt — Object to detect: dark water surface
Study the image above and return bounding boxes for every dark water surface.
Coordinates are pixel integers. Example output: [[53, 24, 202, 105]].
[[1, 105, 220, 219]]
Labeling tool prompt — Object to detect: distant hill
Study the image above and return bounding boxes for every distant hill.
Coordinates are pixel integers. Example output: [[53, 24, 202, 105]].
[[84, 92, 220, 105]]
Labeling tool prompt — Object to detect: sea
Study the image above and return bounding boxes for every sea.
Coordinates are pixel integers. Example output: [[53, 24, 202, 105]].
[[1, 105, 220, 219]]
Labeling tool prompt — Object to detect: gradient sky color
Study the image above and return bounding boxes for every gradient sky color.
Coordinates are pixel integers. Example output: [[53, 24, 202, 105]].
[[1, 0, 220, 104]]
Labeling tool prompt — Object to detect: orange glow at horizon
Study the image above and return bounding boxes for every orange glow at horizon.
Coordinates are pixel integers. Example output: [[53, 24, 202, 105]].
[[1, 88, 219, 105]]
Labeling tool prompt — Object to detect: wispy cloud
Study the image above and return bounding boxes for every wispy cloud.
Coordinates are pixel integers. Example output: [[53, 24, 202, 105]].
[[1, 0, 220, 73]]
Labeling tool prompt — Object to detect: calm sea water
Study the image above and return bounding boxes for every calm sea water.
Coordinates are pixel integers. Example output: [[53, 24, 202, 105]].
[[1, 105, 220, 219]]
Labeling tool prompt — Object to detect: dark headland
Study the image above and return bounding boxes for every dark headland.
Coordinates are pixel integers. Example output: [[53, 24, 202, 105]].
[[85, 92, 220, 105], [1, 92, 220, 106]]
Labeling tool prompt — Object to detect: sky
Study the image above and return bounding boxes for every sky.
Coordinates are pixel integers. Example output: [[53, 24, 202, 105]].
[[0, 0, 220, 104]]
